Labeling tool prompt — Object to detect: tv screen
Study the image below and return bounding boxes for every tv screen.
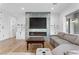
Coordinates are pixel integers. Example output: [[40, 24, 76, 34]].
[[29, 17, 46, 29]]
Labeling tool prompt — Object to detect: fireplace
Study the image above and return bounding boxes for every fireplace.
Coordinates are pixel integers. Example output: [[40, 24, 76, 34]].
[[29, 32, 47, 36]]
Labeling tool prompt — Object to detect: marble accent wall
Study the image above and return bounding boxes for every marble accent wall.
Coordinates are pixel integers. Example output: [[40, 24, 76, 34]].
[[25, 12, 50, 39]]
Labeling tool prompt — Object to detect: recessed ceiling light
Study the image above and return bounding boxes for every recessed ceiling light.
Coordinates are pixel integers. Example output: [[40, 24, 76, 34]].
[[51, 8, 54, 10], [21, 8, 25, 10]]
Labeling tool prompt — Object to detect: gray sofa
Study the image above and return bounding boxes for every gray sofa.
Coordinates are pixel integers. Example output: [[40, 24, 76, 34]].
[[50, 32, 79, 55]]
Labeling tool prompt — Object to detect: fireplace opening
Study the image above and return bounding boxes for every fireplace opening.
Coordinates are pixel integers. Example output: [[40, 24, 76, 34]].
[[29, 17, 47, 29], [29, 32, 47, 36]]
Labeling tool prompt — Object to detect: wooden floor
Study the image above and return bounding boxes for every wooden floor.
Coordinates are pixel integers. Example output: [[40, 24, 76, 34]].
[[0, 38, 54, 54], [13, 40, 54, 53]]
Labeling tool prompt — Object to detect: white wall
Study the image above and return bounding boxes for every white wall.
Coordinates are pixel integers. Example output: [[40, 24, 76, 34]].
[[0, 9, 16, 41], [0, 11, 10, 40], [59, 4, 79, 32], [16, 13, 25, 39], [50, 12, 60, 35], [10, 17, 16, 37]]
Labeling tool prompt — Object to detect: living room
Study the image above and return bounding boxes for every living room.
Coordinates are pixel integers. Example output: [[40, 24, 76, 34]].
[[1, 3, 79, 55]]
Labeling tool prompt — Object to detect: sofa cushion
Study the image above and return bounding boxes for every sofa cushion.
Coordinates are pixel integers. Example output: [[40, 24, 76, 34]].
[[51, 36, 70, 45], [53, 38, 70, 45], [74, 36, 79, 45], [63, 34, 77, 44], [52, 44, 79, 55], [51, 35, 61, 40], [65, 49, 79, 55], [57, 32, 65, 39]]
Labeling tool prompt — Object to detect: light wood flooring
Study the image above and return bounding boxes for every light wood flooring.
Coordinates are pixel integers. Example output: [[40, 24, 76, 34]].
[[0, 38, 54, 54]]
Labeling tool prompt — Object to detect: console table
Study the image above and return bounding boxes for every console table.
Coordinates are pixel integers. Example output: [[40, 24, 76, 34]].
[[26, 37, 45, 50]]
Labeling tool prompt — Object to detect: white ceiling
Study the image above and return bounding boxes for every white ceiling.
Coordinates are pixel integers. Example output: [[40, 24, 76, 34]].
[[0, 3, 71, 16]]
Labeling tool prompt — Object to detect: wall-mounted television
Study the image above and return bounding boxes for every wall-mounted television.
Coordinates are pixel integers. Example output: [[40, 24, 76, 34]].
[[29, 17, 46, 29]]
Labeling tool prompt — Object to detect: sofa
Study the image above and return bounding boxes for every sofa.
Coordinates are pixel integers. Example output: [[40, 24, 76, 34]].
[[50, 32, 79, 55]]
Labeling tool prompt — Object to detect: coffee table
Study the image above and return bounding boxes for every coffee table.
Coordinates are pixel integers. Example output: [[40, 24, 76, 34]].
[[26, 37, 45, 50]]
